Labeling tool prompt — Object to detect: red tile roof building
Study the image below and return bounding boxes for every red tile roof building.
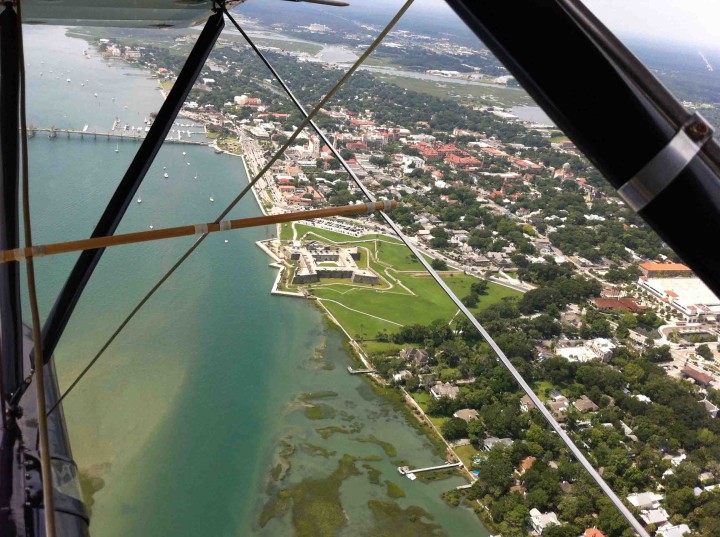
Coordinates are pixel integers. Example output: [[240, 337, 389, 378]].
[[592, 297, 646, 312], [682, 366, 713, 387], [444, 153, 482, 170], [639, 261, 692, 278]]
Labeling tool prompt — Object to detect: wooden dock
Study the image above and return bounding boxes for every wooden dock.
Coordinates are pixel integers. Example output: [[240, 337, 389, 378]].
[[397, 461, 463, 480], [347, 366, 376, 375]]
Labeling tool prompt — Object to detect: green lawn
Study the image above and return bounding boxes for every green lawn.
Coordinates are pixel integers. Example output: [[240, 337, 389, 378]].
[[532, 381, 555, 401], [279, 223, 294, 242], [374, 240, 433, 270], [363, 341, 404, 355], [284, 222, 522, 348], [412, 392, 433, 412], [429, 416, 448, 429], [454, 444, 480, 469]]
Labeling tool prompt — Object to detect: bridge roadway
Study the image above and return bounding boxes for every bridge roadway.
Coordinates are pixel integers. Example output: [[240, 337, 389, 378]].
[[32, 127, 207, 146]]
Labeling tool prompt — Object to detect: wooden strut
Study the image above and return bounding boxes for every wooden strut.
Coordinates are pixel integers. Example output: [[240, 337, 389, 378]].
[[0, 200, 397, 264]]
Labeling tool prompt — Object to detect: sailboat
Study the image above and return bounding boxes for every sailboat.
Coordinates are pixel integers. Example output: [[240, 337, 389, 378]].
[[137, 197, 142, 203], [115, 143, 119, 153]]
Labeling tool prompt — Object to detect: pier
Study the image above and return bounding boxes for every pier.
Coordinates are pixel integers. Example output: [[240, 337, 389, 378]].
[[347, 366, 376, 375], [32, 127, 207, 146], [397, 461, 463, 480]]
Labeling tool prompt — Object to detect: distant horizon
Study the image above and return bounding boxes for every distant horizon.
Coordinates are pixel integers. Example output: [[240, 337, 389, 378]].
[[362, 0, 720, 51]]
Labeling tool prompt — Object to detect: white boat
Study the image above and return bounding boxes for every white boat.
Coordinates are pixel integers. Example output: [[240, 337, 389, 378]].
[[149, 225, 154, 229], [224, 240, 229, 244], [115, 143, 119, 153], [93, 93, 98, 97], [137, 198, 142, 203], [163, 172, 169, 178], [182, 151, 186, 156], [163, 166, 167, 170], [66, 78, 71, 83], [209, 197, 214, 203], [194, 175, 198, 180], [187, 162, 190, 166]]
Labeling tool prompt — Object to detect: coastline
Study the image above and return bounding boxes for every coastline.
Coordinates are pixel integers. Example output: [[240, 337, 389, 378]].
[[156, 55, 483, 530]]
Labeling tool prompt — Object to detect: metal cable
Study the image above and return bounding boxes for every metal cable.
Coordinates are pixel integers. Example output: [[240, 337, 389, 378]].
[[225, 12, 648, 537], [48, 0, 414, 414], [15, 1, 57, 535]]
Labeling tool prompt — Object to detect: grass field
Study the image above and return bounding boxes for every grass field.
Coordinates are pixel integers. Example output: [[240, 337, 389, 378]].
[[531, 381, 556, 401], [376, 74, 533, 107], [280, 222, 521, 350], [454, 444, 480, 469], [252, 37, 323, 55], [412, 392, 433, 412]]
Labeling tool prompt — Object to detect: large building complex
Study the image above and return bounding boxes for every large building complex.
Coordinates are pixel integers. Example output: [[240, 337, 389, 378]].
[[288, 242, 379, 285], [639, 261, 692, 278], [638, 275, 720, 321]]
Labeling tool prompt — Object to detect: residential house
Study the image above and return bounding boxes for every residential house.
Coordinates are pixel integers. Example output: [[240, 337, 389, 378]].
[[627, 492, 664, 510], [453, 409, 479, 422], [529, 508, 560, 534], [640, 508, 669, 526], [573, 395, 599, 413], [520, 394, 537, 412], [584, 529, 607, 537], [400, 347, 429, 368], [484, 437, 513, 451], [657, 525, 691, 537], [430, 382, 459, 400], [700, 398, 719, 418], [517, 456, 536, 475], [546, 396, 569, 422], [392, 370, 412, 383]]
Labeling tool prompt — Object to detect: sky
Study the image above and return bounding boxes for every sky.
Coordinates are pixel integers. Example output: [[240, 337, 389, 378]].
[[581, 0, 720, 48], [415, 0, 720, 49]]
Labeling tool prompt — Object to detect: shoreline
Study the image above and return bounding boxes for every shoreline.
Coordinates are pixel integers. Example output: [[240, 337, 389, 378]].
[[155, 52, 482, 526], [256, 224, 479, 486]]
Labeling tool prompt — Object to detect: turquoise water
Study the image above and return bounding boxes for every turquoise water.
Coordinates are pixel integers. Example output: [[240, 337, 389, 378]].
[[22, 26, 488, 536]]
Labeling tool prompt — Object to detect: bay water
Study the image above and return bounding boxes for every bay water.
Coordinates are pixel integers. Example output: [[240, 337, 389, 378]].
[[22, 25, 487, 536]]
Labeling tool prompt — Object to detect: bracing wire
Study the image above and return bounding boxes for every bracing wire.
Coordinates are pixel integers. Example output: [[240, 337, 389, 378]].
[[15, 1, 58, 535], [47, 0, 415, 415], [223, 10, 649, 537]]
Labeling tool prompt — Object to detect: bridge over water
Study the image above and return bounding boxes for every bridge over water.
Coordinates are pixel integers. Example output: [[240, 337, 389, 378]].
[[31, 127, 208, 146]]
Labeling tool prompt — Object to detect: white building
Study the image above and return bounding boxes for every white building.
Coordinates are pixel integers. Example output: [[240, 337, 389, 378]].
[[657, 525, 691, 537], [627, 492, 664, 510], [638, 276, 720, 321], [529, 508, 560, 534]]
